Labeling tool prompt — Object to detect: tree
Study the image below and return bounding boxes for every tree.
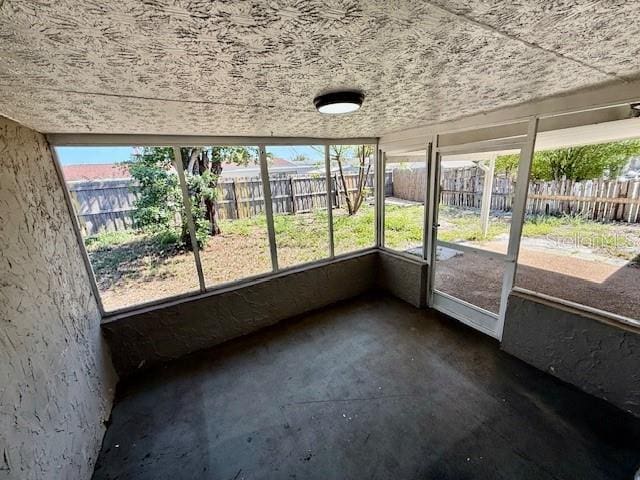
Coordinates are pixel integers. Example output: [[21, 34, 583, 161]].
[[127, 146, 256, 248], [178, 147, 257, 237], [495, 139, 640, 181], [128, 147, 181, 232], [331, 145, 373, 215]]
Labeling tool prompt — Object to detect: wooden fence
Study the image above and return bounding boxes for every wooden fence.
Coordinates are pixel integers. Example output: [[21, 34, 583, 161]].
[[69, 172, 392, 234], [438, 167, 514, 212], [527, 178, 640, 223], [390, 168, 427, 202], [68, 179, 138, 235], [391, 166, 640, 223]]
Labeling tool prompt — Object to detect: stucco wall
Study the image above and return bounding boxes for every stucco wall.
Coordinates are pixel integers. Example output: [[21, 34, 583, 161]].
[[502, 292, 640, 417], [103, 252, 378, 376], [0, 117, 117, 479], [376, 251, 427, 308]]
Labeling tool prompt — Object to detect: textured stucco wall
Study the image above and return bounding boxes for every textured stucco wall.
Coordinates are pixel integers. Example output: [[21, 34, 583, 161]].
[[376, 251, 427, 308], [502, 292, 640, 417], [103, 252, 377, 376], [0, 117, 117, 479]]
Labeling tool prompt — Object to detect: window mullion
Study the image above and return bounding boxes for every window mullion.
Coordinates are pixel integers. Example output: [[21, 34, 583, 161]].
[[172, 146, 206, 292], [325, 145, 335, 258], [259, 145, 279, 271]]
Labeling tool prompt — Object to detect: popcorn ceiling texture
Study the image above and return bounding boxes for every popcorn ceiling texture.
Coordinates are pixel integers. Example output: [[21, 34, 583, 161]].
[[0, 117, 117, 479], [0, 0, 637, 137], [427, 0, 640, 78]]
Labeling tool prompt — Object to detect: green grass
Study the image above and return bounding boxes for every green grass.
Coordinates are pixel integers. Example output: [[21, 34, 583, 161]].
[[437, 206, 508, 243], [221, 206, 377, 256], [85, 203, 637, 291], [84, 230, 138, 250], [84, 228, 186, 287], [383, 204, 637, 260], [521, 214, 635, 256], [333, 207, 376, 252], [383, 204, 424, 250]]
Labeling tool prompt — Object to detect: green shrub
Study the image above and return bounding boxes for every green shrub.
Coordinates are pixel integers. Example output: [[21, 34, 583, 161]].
[[84, 230, 137, 250], [152, 228, 181, 246]]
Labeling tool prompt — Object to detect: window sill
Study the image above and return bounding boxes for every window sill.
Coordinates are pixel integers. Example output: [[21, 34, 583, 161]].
[[510, 287, 640, 334], [101, 247, 378, 323]]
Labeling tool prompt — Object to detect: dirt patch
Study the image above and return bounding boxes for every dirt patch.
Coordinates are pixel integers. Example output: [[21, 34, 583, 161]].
[[435, 247, 640, 319], [434, 251, 504, 313], [96, 229, 335, 312]]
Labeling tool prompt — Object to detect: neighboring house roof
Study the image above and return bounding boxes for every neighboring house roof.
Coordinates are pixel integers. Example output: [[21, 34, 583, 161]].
[[63, 163, 131, 181], [63, 158, 297, 180]]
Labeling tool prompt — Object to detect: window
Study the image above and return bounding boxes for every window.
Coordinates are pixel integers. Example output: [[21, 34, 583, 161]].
[[514, 130, 640, 322], [383, 156, 425, 256], [176, 146, 273, 287], [266, 145, 329, 268], [432, 148, 520, 314], [54, 140, 383, 314], [56, 146, 201, 312], [329, 144, 376, 255]]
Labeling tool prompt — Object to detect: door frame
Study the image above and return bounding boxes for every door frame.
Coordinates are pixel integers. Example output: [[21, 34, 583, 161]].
[[426, 118, 539, 340]]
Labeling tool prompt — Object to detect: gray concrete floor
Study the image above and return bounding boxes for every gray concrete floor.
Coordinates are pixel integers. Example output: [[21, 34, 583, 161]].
[[93, 294, 640, 480]]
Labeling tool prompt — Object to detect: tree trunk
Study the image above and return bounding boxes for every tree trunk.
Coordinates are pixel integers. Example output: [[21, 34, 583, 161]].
[[196, 150, 223, 236], [181, 221, 191, 247], [336, 158, 354, 215], [353, 162, 372, 214], [205, 198, 221, 235]]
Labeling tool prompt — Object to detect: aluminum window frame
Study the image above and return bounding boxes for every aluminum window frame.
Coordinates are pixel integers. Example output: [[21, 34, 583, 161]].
[[49, 101, 640, 331], [49, 136, 379, 318], [379, 146, 431, 263], [325, 141, 380, 257], [507, 111, 640, 332], [424, 110, 640, 336]]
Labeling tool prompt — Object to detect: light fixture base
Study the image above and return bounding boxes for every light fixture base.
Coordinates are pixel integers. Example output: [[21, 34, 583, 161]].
[[314, 91, 364, 115]]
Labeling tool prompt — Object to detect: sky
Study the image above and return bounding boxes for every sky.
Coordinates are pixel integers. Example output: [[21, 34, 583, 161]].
[[55, 145, 325, 165]]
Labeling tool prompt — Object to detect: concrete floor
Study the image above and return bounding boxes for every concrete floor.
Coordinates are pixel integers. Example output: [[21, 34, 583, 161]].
[[93, 294, 640, 480]]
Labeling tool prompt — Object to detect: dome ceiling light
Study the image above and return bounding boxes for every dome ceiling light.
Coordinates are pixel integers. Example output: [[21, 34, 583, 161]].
[[314, 91, 364, 115]]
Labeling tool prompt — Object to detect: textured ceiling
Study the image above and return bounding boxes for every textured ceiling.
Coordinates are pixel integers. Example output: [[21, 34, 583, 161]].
[[0, 0, 638, 137]]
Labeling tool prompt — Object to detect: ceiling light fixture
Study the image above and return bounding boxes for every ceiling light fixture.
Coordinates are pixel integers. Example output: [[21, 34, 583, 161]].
[[314, 91, 364, 115]]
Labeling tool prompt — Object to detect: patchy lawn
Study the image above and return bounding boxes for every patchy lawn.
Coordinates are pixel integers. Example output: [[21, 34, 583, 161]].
[[383, 204, 424, 251], [432, 205, 640, 319], [436, 205, 639, 260], [86, 206, 379, 311], [86, 202, 639, 315]]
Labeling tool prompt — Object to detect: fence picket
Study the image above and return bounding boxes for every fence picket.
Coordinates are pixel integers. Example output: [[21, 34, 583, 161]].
[[392, 166, 640, 224]]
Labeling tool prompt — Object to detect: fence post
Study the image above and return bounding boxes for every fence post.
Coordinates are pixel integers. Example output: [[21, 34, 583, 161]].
[[231, 179, 240, 219], [289, 176, 296, 214]]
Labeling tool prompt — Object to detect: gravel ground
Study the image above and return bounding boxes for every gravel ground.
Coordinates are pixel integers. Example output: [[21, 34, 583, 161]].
[[435, 245, 639, 319]]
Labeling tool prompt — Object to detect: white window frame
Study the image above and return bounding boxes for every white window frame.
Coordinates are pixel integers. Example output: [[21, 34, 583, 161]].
[[49, 100, 640, 333], [50, 135, 379, 318], [419, 106, 640, 336]]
